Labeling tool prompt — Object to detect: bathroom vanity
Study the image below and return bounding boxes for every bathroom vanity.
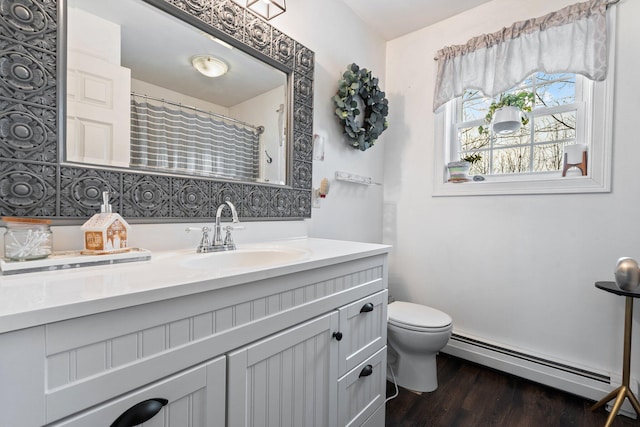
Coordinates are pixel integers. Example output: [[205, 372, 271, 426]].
[[0, 238, 389, 427]]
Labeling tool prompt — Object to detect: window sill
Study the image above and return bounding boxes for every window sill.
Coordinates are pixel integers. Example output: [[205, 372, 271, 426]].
[[432, 173, 611, 196]]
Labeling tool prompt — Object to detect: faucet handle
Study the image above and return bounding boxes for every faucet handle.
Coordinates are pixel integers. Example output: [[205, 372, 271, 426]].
[[185, 227, 211, 252], [223, 225, 244, 248], [223, 226, 235, 248], [225, 225, 245, 231]]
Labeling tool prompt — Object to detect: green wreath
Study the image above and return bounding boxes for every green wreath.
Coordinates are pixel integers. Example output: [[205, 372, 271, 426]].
[[332, 63, 389, 151]]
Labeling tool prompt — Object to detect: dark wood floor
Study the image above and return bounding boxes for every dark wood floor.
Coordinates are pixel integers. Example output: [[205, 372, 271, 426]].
[[385, 353, 638, 427]]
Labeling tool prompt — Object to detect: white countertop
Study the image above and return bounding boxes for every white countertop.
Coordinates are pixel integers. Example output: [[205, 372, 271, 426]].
[[0, 238, 390, 334]]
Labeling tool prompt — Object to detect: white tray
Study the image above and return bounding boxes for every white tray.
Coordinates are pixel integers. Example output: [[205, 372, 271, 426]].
[[0, 248, 151, 275]]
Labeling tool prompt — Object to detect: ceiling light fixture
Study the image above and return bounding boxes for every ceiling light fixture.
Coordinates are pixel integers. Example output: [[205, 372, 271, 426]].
[[246, 0, 286, 20], [191, 55, 229, 78]]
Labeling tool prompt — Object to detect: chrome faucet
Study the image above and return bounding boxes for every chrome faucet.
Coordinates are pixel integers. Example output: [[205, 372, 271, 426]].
[[186, 201, 243, 253], [213, 201, 240, 249]]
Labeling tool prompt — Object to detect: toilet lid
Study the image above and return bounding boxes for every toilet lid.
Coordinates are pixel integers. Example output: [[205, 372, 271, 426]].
[[388, 301, 452, 329]]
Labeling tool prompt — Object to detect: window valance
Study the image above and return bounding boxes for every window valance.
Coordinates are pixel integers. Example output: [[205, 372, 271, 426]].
[[433, 0, 614, 111]]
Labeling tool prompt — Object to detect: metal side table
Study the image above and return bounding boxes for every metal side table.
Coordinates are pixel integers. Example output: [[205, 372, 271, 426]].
[[591, 281, 640, 426]]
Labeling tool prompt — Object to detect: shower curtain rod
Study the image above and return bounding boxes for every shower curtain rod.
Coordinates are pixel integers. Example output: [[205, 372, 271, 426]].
[[131, 92, 264, 134]]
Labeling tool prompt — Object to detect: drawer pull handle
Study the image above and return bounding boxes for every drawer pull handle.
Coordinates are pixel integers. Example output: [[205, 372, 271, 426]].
[[111, 398, 169, 427], [360, 303, 374, 313], [332, 331, 343, 341], [359, 364, 374, 378]]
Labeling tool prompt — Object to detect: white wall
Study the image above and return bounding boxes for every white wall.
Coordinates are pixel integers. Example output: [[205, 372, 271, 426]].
[[384, 0, 640, 386], [276, 0, 387, 244], [131, 79, 230, 116], [48, 0, 386, 252]]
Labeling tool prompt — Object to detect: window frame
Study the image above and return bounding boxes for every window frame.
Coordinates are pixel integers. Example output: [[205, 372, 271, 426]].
[[432, 13, 615, 197]]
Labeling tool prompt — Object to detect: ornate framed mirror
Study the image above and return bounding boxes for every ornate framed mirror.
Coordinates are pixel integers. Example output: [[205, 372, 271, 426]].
[[0, 0, 314, 221]]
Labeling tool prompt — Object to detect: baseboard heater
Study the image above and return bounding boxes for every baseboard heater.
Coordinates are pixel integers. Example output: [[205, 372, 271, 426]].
[[449, 333, 609, 383], [443, 333, 624, 404]]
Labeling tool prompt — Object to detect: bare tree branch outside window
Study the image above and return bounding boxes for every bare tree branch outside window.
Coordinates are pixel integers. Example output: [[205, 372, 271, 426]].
[[457, 73, 577, 176]]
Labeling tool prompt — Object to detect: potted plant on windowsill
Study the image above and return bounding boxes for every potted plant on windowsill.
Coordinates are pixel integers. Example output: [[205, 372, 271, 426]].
[[478, 91, 534, 135], [447, 153, 482, 183]]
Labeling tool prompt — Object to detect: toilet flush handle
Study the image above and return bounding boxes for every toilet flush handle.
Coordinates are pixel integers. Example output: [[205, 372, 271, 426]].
[[360, 303, 374, 313]]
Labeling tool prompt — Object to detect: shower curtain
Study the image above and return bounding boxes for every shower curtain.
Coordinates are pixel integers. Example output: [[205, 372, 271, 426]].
[[130, 99, 260, 180]]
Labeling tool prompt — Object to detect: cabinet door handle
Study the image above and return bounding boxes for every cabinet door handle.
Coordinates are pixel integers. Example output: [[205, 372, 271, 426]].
[[360, 302, 374, 313], [110, 398, 169, 427], [359, 364, 373, 378], [332, 331, 343, 341]]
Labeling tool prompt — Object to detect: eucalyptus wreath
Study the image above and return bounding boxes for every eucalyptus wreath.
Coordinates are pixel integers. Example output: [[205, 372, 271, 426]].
[[332, 63, 389, 151]]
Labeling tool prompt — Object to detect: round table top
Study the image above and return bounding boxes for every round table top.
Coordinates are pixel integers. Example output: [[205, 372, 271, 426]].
[[596, 281, 640, 298]]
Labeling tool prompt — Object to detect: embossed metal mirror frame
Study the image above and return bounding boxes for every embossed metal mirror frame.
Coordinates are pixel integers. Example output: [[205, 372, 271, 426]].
[[0, 0, 314, 222]]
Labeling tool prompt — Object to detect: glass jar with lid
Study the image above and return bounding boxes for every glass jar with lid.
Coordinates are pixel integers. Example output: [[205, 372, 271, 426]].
[[2, 217, 53, 261]]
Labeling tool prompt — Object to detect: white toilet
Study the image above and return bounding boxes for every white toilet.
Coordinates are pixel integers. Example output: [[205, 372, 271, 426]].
[[387, 301, 453, 393]]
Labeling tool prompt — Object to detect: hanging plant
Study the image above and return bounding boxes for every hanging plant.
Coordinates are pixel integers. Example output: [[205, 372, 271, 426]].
[[478, 91, 534, 135], [332, 63, 389, 151]]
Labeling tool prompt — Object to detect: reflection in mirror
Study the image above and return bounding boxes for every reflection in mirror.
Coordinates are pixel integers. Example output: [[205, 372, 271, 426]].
[[65, 0, 289, 185]]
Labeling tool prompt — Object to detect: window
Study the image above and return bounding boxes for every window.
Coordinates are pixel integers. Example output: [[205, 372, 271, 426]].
[[457, 72, 582, 177], [433, 70, 614, 196], [432, 2, 616, 197]]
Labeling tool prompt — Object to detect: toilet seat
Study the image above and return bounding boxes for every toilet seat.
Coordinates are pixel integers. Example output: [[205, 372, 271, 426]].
[[388, 301, 452, 332]]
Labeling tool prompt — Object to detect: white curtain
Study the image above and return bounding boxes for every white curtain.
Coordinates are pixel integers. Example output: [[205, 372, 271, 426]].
[[433, 0, 613, 111]]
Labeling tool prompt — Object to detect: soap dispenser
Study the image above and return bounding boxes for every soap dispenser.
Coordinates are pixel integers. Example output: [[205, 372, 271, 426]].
[[81, 191, 131, 254]]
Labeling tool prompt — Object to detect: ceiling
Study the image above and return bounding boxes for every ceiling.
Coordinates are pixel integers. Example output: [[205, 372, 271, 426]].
[[70, 0, 285, 107], [338, 0, 494, 41]]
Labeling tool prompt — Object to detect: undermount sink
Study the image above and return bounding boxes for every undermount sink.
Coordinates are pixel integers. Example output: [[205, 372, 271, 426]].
[[180, 247, 311, 271]]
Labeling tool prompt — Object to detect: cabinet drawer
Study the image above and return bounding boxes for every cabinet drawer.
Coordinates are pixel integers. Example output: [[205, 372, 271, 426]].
[[50, 356, 226, 427], [338, 290, 387, 376], [337, 346, 387, 427]]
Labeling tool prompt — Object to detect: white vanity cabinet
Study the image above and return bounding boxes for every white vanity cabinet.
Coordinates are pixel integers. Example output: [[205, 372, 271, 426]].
[[228, 290, 388, 427], [0, 245, 388, 427]]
